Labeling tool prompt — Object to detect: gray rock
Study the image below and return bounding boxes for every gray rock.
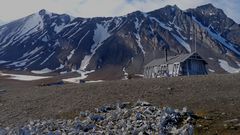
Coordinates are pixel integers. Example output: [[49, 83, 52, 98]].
[[2, 101, 195, 135], [0, 128, 7, 135]]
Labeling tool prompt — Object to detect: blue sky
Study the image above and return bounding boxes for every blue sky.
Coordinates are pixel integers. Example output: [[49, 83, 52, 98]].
[[0, 0, 239, 23]]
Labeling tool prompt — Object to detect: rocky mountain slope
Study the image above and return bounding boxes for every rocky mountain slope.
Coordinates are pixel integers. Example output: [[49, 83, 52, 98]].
[[0, 4, 240, 79], [0, 20, 5, 26]]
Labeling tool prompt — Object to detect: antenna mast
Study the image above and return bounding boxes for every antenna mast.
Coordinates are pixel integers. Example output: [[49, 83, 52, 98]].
[[195, 24, 197, 53]]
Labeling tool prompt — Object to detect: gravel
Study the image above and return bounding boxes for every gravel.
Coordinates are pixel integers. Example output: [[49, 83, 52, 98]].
[[0, 101, 195, 135]]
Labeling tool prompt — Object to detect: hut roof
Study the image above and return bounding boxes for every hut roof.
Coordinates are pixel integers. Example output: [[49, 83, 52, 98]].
[[145, 52, 207, 68]]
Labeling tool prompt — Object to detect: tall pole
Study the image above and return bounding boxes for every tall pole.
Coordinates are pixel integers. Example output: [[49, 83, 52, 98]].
[[165, 48, 168, 62], [192, 23, 194, 53], [195, 24, 197, 53]]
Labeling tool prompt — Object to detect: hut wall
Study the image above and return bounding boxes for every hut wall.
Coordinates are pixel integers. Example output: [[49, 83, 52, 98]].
[[144, 62, 182, 78], [181, 59, 207, 75]]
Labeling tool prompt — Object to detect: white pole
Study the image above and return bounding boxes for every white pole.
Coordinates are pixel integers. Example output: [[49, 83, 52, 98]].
[[195, 24, 197, 53]]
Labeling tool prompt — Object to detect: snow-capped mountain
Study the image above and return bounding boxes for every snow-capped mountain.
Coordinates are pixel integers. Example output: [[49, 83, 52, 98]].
[[0, 4, 240, 79], [0, 20, 5, 26]]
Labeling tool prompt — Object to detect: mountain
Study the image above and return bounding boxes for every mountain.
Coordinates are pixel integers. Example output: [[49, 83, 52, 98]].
[[0, 4, 240, 80], [0, 20, 5, 26]]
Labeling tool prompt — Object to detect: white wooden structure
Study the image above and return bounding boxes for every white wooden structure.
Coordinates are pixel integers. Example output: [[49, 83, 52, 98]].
[[144, 53, 208, 78]]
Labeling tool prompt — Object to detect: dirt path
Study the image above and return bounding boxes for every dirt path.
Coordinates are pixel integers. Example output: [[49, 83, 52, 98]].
[[0, 74, 240, 134]]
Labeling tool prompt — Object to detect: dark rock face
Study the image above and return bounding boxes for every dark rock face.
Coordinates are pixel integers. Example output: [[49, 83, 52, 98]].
[[187, 4, 240, 45], [0, 4, 240, 79]]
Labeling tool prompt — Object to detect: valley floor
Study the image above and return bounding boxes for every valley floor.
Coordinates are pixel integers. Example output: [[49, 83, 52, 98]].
[[0, 73, 240, 134]]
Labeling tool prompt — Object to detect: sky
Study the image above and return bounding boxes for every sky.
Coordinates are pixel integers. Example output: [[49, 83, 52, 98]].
[[0, 0, 239, 23]]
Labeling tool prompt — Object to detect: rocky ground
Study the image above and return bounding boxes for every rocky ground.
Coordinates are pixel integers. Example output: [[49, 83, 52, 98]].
[[0, 74, 240, 134], [0, 101, 195, 135]]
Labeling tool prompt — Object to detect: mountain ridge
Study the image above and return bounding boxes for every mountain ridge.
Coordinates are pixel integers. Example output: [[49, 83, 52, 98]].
[[0, 4, 240, 79]]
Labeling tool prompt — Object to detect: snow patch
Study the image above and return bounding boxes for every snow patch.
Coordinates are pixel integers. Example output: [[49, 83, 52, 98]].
[[60, 71, 68, 74], [0, 72, 51, 81], [25, 57, 41, 68], [122, 67, 128, 80], [134, 18, 145, 55], [80, 23, 111, 70], [40, 51, 55, 65], [56, 64, 65, 70], [67, 27, 82, 39], [236, 61, 240, 67], [142, 12, 148, 18], [0, 60, 9, 64], [67, 31, 90, 60], [64, 21, 86, 38], [8, 61, 27, 67], [208, 69, 215, 73], [8, 51, 43, 68], [20, 35, 30, 43], [80, 55, 92, 71], [42, 35, 48, 42], [108, 17, 124, 32], [54, 23, 65, 34], [62, 70, 95, 83], [62, 22, 78, 28], [171, 33, 191, 52], [150, 17, 172, 31], [31, 68, 53, 74], [86, 80, 104, 83], [175, 27, 187, 40], [135, 74, 144, 77], [20, 46, 43, 59], [67, 50, 75, 60], [218, 59, 240, 73], [69, 16, 75, 22], [208, 57, 214, 60], [92, 24, 111, 51]]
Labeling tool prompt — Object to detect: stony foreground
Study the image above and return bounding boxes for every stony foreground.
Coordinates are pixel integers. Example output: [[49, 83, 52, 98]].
[[1, 74, 240, 134], [0, 101, 195, 135]]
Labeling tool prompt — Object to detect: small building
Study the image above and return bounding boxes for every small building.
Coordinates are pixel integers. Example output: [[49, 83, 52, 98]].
[[144, 52, 208, 78]]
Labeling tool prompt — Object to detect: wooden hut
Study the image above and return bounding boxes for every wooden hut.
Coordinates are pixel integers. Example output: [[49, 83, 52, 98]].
[[144, 52, 208, 78]]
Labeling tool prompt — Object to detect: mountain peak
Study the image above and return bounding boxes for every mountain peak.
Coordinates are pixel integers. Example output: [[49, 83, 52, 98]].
[[162, 5, 180, 11], [39, 9, 47, 15], [192, 3, 226, 17], [198, 3, 215, 9], [148, 4, 181, 16], [37, 9, 54, 18], [196, 3, 225, 13]]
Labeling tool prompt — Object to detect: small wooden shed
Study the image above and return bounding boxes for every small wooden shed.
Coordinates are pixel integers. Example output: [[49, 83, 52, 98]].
[[144, 52, 208, 78]]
